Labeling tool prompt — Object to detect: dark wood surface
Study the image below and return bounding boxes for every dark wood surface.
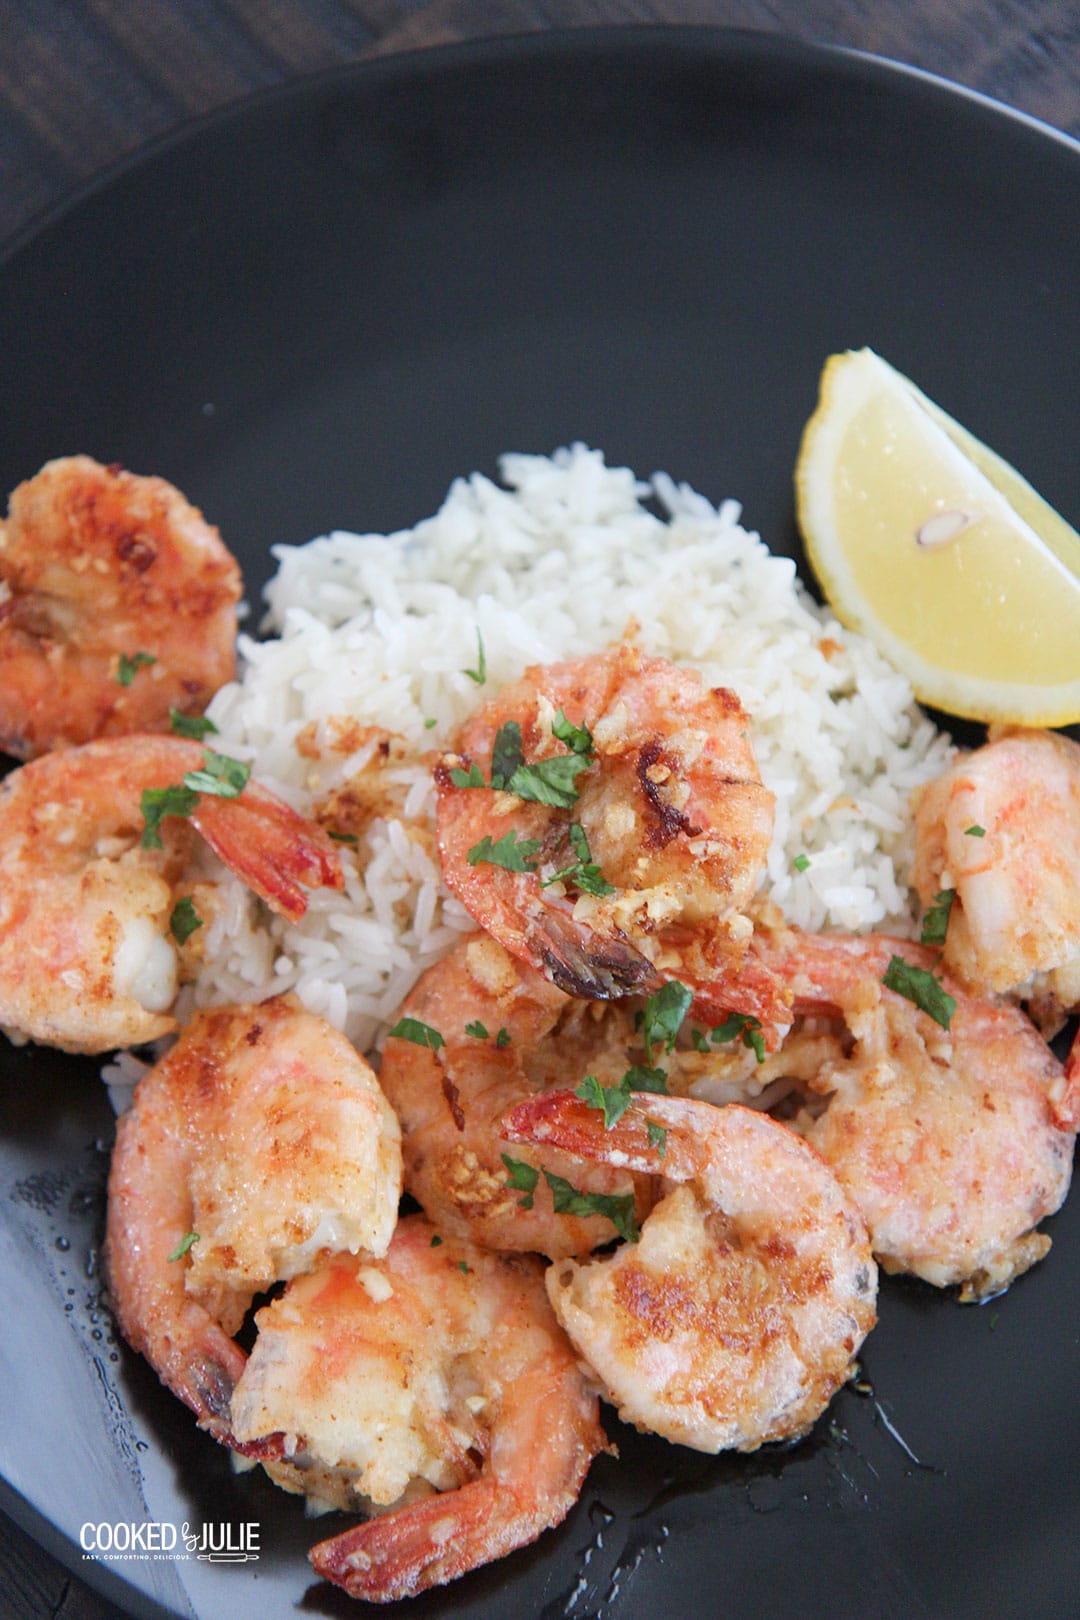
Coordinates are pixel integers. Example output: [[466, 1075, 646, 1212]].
[[2, 2, 1077, 1616]]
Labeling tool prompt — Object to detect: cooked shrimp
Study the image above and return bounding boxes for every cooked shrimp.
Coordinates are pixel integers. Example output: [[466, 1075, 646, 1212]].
[[503, 1092, 876, 1452], [379, 932, 653, 1257], [0, 456, 241, 759], [104, 997, 402, 1450], [912, 728, 1080, 1032], [0, 735, 342, 1052], [759, 928, 1077, 1298], [434, 643, 786, 1030], [228, 1214, 605, 1603]]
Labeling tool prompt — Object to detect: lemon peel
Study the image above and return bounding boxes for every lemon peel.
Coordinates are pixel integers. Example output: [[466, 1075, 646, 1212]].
[[795, 347, 1080, 724]]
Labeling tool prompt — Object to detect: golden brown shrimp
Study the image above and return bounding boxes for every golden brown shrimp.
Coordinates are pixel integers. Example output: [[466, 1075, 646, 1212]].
[[0, 456, 241, 759], [503, 1092, 876, 1453], [104, 997, 402, 1451], [912, 728, 1080, 1032], [228, 1214, 606, 1603], [378, 932, 654, 1258], [434, 643, 786, 1031], [0, 735, 343, 1052], [758, 928, 1077, 1298]]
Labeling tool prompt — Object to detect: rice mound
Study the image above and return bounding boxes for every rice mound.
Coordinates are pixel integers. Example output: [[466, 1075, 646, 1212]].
[[191, 444, 954, 1051]]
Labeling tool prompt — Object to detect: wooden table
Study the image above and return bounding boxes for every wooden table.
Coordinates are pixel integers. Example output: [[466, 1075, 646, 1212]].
[[2, 2, 1077, 1615]]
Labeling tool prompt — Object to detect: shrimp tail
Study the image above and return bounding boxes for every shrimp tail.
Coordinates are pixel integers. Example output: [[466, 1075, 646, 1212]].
[[192, 787, 344, 923], [309, 1363, 603, 1602], [527, 909, 661, 999], [503, 1087, 678, 1176]]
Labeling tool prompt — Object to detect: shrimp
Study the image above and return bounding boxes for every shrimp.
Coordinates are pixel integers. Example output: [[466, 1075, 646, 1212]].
[[228, 1214, 606, 1603], [378, 932, 654, 1257], [912, 728, 1080, 1032], [758, 928, 1077, 1298], [503, 1092, 877, 1453], [104, 997, 402, 1450], [434, 643, 787, 1031], [0, 456, 241, 759], [0, 735, 343, 1052]]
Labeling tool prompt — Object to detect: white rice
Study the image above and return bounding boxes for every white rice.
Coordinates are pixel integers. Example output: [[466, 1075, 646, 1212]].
[[187, 444, 954, 1052]]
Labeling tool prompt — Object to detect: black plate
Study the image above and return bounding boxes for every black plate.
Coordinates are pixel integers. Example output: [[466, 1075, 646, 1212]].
[[2, 27, 1079, 1620]]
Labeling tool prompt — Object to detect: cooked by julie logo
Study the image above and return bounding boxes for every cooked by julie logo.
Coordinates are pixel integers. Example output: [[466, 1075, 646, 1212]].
[[80, 1520, 259, 1563]]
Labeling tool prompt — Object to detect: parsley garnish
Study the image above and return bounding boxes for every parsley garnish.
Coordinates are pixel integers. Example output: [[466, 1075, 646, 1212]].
[[464, 629, 486, 684], [690, 1028, 710, 1053], [881, 955, 956, 1030], [450, 762, 486, 789], [623, 1064, 669, 1093], [465, 1019, 489, 1039], [920, 888, 955, 947], [490, 721, 525, 789], [169, 707, 218, 741], [575, 1073, 633, 1129], [541, 821, 616, 897], [117, 651, 156, 686], [551, 708, 594, 758], [327, 829, 359, 844], [501, 1153, 540, 1209], [647, 1121, 667, 1156], [424, 717, 438, 730], [466, 830, 541, 872], [169, 896, 203, 945], [544, 1170, 639, 1242], [793, 853, 811, 873], [495, 1027, 510, 1048], [387, 1017, 445, 1051], [506, 753, 591, 809], [140, 783, 201, 849], [430, 1234, 443, 1247], [710, 1012, 766, 1063], [458, 1260, 470, 1274], [964, 824, 986, 838], [182, 750, 250, 798], [639, 980, 693, 1054], [167, 1232, 199, 1262]]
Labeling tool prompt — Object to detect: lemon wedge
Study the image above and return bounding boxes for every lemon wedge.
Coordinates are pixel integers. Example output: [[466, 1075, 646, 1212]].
[[795, 347, 1080, 724]]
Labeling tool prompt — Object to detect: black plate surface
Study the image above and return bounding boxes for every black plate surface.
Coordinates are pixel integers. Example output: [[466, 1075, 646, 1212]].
[[2, 27, 1079, 1620]]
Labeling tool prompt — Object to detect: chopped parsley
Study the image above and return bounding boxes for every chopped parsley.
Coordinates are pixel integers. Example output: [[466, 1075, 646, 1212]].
[[182, 750, 250, 798], [710, 1012, 766, 1063], [964, 824, 986, 838], [140, 783, 201, 849], [465, 1019, 489, 1039], [327, 829, 359, 844], [881, 955, 956, 1031], [647, 1121, 667, 1156], [430, 1234, 443, 1247], [495, 1027, 511, 1048], [117, 650, 156, 686], [920, 888, 955, 947], [575, 1073, 633, 1129], [690, 1028, 710, 1053], [551, 708, 594, 758], [464, 629, 486, 684], [541, 821, 616, 897], [169, 707, 218, 740], [793, 853, 811, 873], [466, 829, 541, 872], [167, 1232, 199, 1262], [458, 1260, 470, 1274], [622, 1064, 669, 1093], [490, 721, 525, 789], [638, 980, 693, 1054], [450, 762, 486, 789], [506, 753, 591, 809], [168, 896, 203, 945], [544, 1170, 639, 1243], [501, 1153, 540, 1209], [387, 1016, 445, 1051], [424, 717, 438, 730]]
